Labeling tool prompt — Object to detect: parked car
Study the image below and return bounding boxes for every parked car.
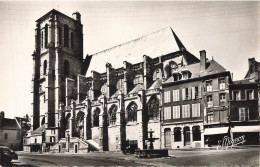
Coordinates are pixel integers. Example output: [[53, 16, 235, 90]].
[[0, 146, 18, 164]]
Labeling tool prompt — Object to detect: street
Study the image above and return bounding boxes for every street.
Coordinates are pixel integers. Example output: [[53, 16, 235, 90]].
[[5, 147, 260, 166]]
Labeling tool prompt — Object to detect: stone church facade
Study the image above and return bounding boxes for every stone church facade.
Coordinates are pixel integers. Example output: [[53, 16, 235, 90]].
[[23, 9, 260, 153]]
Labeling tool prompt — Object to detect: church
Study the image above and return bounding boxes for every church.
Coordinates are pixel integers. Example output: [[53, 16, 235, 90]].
[[23, 9, 260, 153]]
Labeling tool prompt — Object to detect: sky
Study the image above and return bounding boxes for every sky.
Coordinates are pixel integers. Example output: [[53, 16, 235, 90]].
[[0, 1, 259, 118]]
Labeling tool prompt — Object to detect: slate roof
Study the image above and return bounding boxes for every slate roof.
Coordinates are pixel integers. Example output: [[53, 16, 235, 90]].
[[1, 118, 20, 130], [84, 27, 189, 77], [165, 60, 226, 84], [128, 84, 144, 94], [149, 79, 162, 90], [31, 125, 46, 135]]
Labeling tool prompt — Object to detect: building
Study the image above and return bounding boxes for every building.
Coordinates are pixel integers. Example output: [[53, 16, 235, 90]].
[[24, 9, 260, 153], [0, 111, 30, 150], [162, 50, 232, 148], [229, 58, 260, 145]]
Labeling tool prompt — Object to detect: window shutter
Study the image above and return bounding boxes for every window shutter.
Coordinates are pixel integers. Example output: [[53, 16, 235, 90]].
[[192, 87, 195, 99], [188, 87, 192, 100], [188, 105, 190, 117], [182, 88, 186, 100], [225, 76, 228, 88], [173, 90, 177, 101], [213, 111, 219, 122], [177, 106, 179, 118], [177, 90, 180, 101], [247, 107, 250, 120], [198, 86, 202, 98]]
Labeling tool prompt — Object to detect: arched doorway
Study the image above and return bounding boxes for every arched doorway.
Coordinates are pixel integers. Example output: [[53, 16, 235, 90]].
[[65, 113, 71, 130], [75, 111, 84, 138], [184, 126, 191, 146], [164, 128, 171, 148]]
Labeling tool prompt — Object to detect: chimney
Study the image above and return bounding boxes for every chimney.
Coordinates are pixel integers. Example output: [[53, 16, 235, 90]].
[[72, 12, 81, 22], [248, 57, 255, 68], [0, 111, 4, 127], [200, 50, 206, 71]]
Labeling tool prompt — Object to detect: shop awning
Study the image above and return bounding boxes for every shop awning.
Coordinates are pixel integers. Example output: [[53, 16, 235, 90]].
[[204, 127, 229, 135], [232, 126, 260, 133]]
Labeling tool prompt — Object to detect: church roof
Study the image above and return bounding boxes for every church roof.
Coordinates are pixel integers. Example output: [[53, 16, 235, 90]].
[[84, 27, 188, 76]]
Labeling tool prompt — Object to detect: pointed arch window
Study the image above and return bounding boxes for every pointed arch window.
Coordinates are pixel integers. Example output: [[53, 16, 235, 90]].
[[71, 32, 74, 49], [64, 60, 70, 76], [41, 31, 43, 48], [64, 25, 69, 47], [44, 24, 48, 48], [153, 68, 161, 81], [41, 116, 45, 126], [133, 74, 143, 85], [126, 102, 138, 123], [58, 27, 62, 46], [116, 78, 124, 91], [108, 105, 117, 126], [43, 60, 47, 75], [93, 108, 100, 127], [147, 96, 159, 121]]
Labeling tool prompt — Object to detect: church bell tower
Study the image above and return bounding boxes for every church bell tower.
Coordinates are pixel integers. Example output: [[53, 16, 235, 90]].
[[31, 10, 83, 130]]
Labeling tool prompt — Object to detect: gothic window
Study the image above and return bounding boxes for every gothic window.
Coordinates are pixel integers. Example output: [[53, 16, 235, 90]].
[[64, 60, 70, 76], [71, 32, 74, 49], [126, 102, 137, 123], [116, 78, 124, 91], [41, 31, 43, 48], [133, 74, 143, 85], [43, 60, 47, 75], [170, 61, 178, 74], [147, 96, 159, 121], [41, 116, 45, 126], [101, 83, 107, 95], [108, 105, 117, 125], [64, 25, 69, 47], [58, 27, 62, 46], [93, 108, 100, 127], [153, 68, 161, 81], [44, 24, 48, 48]]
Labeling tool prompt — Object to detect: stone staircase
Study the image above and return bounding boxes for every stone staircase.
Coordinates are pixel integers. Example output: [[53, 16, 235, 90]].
[[50, 137, 100, 153], [82, 139, 100, 151]]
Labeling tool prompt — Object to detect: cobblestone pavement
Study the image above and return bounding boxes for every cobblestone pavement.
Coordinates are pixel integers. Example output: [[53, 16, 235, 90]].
[[6, 147, 259, 166]]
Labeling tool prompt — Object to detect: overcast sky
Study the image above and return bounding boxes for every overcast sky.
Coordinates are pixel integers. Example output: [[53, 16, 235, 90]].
[[0, 1, 259, 118]]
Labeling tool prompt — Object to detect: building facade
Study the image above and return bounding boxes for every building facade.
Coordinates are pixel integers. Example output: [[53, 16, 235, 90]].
[[162, 51, 232, 148], [24, 10, 260, 153], [229, 58, 260, 145], [0, 111, 30, 150]]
